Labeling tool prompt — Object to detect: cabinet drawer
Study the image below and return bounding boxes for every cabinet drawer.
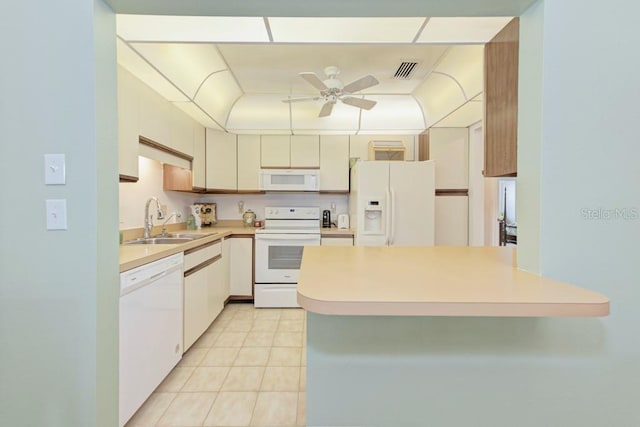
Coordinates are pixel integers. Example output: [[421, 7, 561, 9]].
[[184, 239, 222, 271]]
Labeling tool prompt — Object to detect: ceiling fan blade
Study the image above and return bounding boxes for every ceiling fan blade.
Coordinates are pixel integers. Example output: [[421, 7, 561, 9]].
[[342, 75, 379, 94], [319, 101, 334, 117], [341, 97, 377, 110], [299, 72, 328, 91], [282, 96, 321, 103]]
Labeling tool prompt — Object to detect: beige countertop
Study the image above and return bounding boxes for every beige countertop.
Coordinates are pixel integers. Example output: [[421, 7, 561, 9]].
[[320, 228, 355, 237], [297, 246, 610, 317]]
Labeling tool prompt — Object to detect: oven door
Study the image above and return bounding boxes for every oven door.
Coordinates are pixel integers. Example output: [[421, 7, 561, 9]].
[[255, 233, 320, 283]]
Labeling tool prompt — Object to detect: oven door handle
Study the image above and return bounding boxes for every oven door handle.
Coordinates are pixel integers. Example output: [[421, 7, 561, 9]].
[[255, 234, 320, 240]]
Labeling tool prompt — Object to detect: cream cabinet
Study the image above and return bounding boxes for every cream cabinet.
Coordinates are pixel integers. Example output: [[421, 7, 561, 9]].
[[435, 195, 469, 246], [321, 236, 354, 246], [168, 106, 194, 157], [138, 82, 170, 147], [229, 236, 253, 297], [192, 124, 206, 190], [207, 256, 224, 324], [261, 135, 290, 168], [237, 135, 261, 191], [183, 264, 210, 351], [320, 135, 350, 191], [117, 67, 140, 180], [291, 135, 320, 167], [206, 130, 237, 191], [221, 238, 231, 300], [428, 128, 469, 189]]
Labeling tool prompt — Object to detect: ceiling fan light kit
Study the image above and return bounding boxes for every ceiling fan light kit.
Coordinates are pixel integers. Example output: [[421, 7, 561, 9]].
[[283, 65, 379, 117]]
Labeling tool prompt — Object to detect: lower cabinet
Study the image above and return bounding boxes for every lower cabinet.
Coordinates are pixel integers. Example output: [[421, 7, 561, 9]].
[[229, 236, 254, 298], [321, 236, 354, 246], [183, 239, 223, 352]]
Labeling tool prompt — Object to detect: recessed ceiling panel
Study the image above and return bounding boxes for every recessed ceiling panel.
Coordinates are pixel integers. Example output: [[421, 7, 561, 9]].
[[193, 71, 243, 126], [291, 101, 359, 132], [116, 39, 188, 102], [130, 43, 228, 98], [226, 95, 291, 131], [359, 95, 425, 131], [413, 73, 467, 127], [173, 101, 224, 131], [116, 15, 269, 42], [268, 17, 426, 43], [434, 45, 484, 98], [417, 17, 514, 43], [432, 100, 483, 128]]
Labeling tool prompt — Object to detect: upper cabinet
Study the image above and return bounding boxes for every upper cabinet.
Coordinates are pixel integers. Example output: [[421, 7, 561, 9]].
[[290, 135, 320, 168], [237, 135, 261, 192], [192, 124, 206, 190], [320, 135, 349, 192], [260, 135, 290, 168], [117, 67, 140, 181], [206, 130, 237, 191], [484, 18, 519, 177], [427, 128, 469, 190]]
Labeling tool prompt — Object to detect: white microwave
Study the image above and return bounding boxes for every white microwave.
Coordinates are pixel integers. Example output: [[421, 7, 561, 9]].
[[259, 169, 319, 192]]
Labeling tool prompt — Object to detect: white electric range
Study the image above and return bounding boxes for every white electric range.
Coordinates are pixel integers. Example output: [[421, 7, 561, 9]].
[[254, 206, 321, 308]]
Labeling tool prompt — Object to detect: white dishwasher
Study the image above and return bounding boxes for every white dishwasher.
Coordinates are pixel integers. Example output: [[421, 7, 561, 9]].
[[119, 253, 184, 427]]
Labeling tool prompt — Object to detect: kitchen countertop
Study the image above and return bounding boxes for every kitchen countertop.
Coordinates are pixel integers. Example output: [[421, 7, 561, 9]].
[[297, 246, 610, 317]]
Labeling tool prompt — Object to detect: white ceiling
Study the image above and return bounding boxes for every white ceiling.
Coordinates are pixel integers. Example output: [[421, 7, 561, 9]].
[[116, 16, 513, 134]]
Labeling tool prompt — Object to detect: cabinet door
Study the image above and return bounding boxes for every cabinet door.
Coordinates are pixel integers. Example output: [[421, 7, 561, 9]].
[[207, 257, 224, 324], [183, 267, 209, 351], [321, 237, 353, 246], [138, 82, 170, 146], [221, 238, 231, 300], [168, 105, 194, 157], [206, 130, 237, 191], [435, 195, 469, 246], [291, 135, 320, 168], [117, 67, 140, 180], [192, 124, 206, 190], [237, 135, 261, 191], [428, 128, 469, 189], [320, 135, 350, 191], [261, 135, 290, 168], [229, 237, 253, 297]]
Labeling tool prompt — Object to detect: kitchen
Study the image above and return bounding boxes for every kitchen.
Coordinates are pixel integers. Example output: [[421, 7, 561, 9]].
[[3, 2, 636, 424]]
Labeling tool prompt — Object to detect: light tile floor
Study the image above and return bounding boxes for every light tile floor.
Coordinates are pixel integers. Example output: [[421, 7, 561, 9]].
[[125, 303, 307, 427]]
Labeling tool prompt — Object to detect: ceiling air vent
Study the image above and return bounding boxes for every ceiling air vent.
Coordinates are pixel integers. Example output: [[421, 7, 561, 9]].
[[393, 60, 420, 80]]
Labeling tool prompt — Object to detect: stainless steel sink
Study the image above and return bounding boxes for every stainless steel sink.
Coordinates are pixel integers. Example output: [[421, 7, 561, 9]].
[[165, 233, 209, 239], [123, 237, 195, 245]]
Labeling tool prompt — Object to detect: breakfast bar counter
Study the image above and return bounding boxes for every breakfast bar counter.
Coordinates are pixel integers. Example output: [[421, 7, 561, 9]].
[[297, 246, 610, 427]]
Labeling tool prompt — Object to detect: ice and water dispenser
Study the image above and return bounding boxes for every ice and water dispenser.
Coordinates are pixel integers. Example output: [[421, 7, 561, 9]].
[[363, 199, 385, 234]]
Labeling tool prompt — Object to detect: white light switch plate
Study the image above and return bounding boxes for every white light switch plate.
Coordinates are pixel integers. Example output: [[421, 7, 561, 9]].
[[46, 199, 68, 230], [45, 154, 66, 185]]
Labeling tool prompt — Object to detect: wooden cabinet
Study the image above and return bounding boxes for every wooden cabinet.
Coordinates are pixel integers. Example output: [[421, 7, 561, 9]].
[[206, 130, 237, 191], [321, 236, 354, 246], [261, 135, 290, 168], [117, 67, 140, 181], [320, 135, 350, 192], [229, 236, 253, 298], [192, 124, 206, 190], [291, 135, 319, 167], [237, 135, 261, 191], [484, 17, 519, 177]]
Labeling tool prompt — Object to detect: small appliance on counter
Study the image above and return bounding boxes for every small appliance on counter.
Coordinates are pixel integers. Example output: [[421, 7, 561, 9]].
[[199, 203, 217, 226], [337, 214, 350, 229], [322, 210, 331, 228]]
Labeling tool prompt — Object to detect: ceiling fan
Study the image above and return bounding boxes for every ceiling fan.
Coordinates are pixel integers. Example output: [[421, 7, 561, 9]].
[[283, 66, 379, 117]]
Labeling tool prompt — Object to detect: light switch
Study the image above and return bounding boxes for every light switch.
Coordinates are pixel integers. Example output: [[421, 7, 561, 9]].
[[45, 154, 66, 185], [46, 199, 68, 230]]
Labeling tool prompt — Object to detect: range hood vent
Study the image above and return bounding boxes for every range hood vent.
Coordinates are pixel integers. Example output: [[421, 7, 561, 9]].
[[393, 61, 420, 80]]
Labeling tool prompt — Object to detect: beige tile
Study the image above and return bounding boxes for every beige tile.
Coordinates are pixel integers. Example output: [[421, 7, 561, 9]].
[[193, 330, 222, 348], [299, 367, 306, 391], [181, 367, 230, 392], [279, 308, 305, 320], [250, 392, 298, 426], [214, 332, 247, 347], [225, 320, 254, 333], [233, 310, 255, 322], [260, 367, 300, 392], [268, 347, 302, 367], [208, 317, 230, 331], [156, 392, 217, 427], [253, 309, 282, 320], [203, 392, 257, 427], [234, 347, 270, 367], [221, 367, 265, 391], [277, 319, 304, 332], [273, 332, 303, 348], [251, 319, 279, 332], [178, 347, 208, 367], [155, 367, 194, 392], [297, 392, 306, 426], [125, 392, 176, 427], [243, 332, 275, 347], [201, 347, 240, 367], [216, 309, 237, 321]]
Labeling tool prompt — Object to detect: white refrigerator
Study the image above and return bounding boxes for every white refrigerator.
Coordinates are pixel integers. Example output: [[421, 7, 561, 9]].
[[349, 160, 435, 246]]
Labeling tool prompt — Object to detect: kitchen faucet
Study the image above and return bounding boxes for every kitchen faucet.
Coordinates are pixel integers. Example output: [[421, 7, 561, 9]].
[[160, 212, 181, 237], [144, 197, 163, 238]]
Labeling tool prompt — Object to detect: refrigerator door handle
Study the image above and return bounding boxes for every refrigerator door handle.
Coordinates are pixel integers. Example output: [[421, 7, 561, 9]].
[[385, 187, 391, 245], [390, 187, 396, 245]]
